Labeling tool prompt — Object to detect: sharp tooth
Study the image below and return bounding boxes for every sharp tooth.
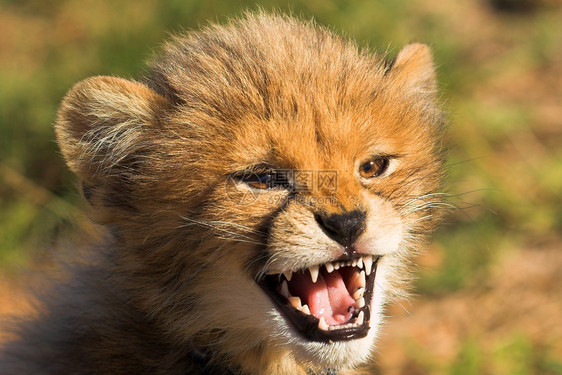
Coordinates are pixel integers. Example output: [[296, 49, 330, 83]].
[[363, 256, 373, 275], [356, 311, 364, 325], [357, 257, 363, 269], [301, 304, 311, 315], [353, 287, 365, 300], [318, 317, 329, 331], [348, 271, 360, 291], [283, 270, 293, 281], [359, 271, 366, 288], [356, 297, 365, 308], [309, 265, 319, 283], [288, 296, 302, 309], [334, 263, 340, 270], [325, 262, 334, 273], [280, 280, 289, 298]]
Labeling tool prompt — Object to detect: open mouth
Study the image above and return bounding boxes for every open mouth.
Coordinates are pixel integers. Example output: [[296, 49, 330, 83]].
[[259, 255, 380, 342]]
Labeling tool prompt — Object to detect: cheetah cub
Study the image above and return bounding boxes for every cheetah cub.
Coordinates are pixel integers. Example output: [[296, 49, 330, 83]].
[[1, 13, 446, 375]]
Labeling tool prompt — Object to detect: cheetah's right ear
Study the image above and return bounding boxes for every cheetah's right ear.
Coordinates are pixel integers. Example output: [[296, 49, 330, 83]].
[[55, 76, 170, 183]]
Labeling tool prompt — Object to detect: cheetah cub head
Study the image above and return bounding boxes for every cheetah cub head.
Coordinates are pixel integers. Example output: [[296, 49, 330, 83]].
[[56, 13, 445, 374]]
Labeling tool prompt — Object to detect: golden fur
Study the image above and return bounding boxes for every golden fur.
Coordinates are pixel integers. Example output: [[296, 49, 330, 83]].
[[0, 13, 446, 375]]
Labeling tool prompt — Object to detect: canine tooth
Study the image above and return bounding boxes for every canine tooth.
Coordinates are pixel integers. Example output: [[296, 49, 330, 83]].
[[309, 265, 319, 283], [357, 257, 363, 269], [301, 304, 311, 315], [348, 272, 361, 291], [325, 262, 334, 273], [356, 298, 365, 308], [353, 287, 365, 300], [363, 256, 373, 275], [283, 270, 293, 281], [359, 271, 366, 288], [280, 281, 289, 298], [356, 311, 364, 325], [318, 317, 329, 331], [288, 296, 302, 309]]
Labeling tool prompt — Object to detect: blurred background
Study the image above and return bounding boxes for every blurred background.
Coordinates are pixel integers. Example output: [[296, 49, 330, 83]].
[[0, 0, 561, 373]]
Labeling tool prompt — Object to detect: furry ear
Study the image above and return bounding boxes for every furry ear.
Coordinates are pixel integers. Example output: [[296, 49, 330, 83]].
[[55, 76, 169, 182], [55, 76, 170, 219], [387, 43, 436, 95]]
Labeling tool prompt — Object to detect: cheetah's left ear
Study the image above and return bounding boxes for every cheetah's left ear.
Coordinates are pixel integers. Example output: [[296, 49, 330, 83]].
[[386, 43, 436, 95]]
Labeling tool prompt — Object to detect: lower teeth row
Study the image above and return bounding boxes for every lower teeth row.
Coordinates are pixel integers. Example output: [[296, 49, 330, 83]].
[[286, 295, 366, 331], [320, 311, 365, 331]]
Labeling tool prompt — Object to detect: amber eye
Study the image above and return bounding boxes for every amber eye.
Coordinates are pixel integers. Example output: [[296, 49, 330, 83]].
[[236, 167, 292, 190], [359, 157, 390, 178], [242, 172, 272, 189]]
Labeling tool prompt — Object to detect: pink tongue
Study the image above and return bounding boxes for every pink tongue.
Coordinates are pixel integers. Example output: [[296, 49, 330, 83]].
[[289, 269, 355, 326]]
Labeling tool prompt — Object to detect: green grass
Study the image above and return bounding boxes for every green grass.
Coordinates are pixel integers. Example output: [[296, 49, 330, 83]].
[[395, 334, 562, 375]]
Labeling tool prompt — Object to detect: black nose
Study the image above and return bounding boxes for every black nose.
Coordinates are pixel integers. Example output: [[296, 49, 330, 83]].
[[314, 210, 366, 248]]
